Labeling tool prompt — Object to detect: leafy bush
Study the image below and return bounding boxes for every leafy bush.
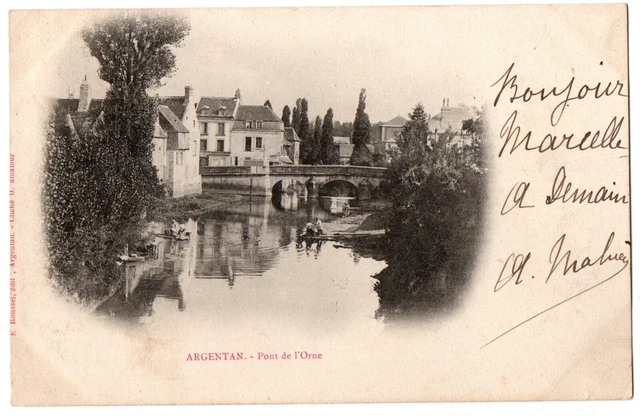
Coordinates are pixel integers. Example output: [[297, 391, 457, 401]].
[[374, 105, 487, 319]]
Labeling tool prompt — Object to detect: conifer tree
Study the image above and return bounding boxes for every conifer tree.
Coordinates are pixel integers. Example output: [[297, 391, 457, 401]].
[[350, 88, 372, 165], [291, 98, 302, 134], [298, 98, 312, 163], [312, 115, 322, 164], [281, 105, 291, 127], [321, 108, 337, 164]]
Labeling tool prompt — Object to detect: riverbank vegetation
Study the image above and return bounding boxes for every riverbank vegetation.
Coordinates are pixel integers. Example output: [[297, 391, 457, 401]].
[[367, 104, 487, 320], [43, 13, 190, 301]]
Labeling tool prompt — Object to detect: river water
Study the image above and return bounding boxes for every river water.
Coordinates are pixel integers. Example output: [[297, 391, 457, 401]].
[[95, 195, 387, 337]]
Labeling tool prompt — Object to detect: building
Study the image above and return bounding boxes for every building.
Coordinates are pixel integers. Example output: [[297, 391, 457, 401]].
[[374, 116, 406, 161], [330, 135, 377, 165], [332, 136, 352, 164], [196, 95, 239, 167], [158, 87, 203, 197], [197, 89, 296, 167], [56, 79, 203, 199], [151, 119, 168, 185], [429, 98, 475, 135], [283, 127, 300, 166]]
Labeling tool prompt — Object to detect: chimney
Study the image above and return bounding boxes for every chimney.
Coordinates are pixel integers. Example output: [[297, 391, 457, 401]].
[[184, 86, 194, 104], [442, 98, 446, 107], [78, 75, 91, 112], [234, 88, 242, 102]]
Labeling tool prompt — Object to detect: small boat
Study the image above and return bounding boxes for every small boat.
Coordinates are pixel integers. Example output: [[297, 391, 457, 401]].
[[155, 232, 191, 241], [298, 229, 386, 242], [118, 254, 146, 263]]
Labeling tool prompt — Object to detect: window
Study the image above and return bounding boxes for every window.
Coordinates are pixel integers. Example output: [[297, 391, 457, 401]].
[[217, 140, 225, 152], [200, 122, 208, 135], [246, 120, 254, 129], [200, 139, 207, 151], [235, 157, 239, 166], [245, 137, 252, 151], [256, 121, 263, 129], [217, 123, 225, 135], [193, 141, 197, 156], [255, 137, 263, 149]]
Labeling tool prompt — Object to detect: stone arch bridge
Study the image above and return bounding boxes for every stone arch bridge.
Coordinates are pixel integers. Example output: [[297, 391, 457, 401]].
[[200, 165, 387, 199]]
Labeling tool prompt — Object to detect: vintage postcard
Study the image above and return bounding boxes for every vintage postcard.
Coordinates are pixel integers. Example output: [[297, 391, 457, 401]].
[[9, 4, 632, 405]]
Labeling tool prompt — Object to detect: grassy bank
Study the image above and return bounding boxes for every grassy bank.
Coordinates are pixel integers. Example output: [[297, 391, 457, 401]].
[[151, 191, 244, 221]]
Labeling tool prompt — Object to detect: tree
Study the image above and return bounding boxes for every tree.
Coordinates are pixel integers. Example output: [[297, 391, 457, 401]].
[[44, 12, 190, 301], [374, 105, 487, 320], [321, 108, 338, 164], [82, 13, 190, 93], [350, 88, 372, 166], [264, 100, 273, 110], [291, 98, 302, 134], [396, 103, 430, 157], [281, 105, 291, 127], [311, 115, 323, 164], [333, 120, 353, 138], [298, 99, 313, 164]]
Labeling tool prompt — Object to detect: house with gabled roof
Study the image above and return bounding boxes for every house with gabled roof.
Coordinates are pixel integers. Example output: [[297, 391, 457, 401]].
[[196, 95, 239, 167], [283, 127, 300, 166], [196, 89, 296, 167], [56, 79, 203, 199], [158, 86, 203, 197], [429, 98, 475, 135], [375, 115, 407, 161]]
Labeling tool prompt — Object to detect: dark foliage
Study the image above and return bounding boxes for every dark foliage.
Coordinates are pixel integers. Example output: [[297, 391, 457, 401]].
[[82, 13, 190, 91], [373, 105, 487, 320], [350, 88, 372, 166], [332, 121, 353, 138], [291, 98, 302, 134], [44, 13, 189, 301], [309, 115, 322, 164], [281, 105, 291, 127], [321, 108, 339, 164], [298, 99, 314, 164]]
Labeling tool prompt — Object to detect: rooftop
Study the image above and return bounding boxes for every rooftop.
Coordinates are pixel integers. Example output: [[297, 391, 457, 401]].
[[158, 105, 189, 134]]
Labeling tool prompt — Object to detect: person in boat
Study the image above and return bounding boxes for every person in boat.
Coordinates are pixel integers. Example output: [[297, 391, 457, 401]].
[[170, 220, 179, 237], [305, 221, 317, 237], [314, 217, 323, 236]]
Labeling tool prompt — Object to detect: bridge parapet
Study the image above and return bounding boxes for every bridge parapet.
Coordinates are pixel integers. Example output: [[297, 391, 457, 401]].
[[269, 165, 387, 177]]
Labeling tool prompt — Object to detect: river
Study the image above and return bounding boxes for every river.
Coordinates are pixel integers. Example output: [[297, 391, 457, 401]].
[[95, 195, 387, 336]]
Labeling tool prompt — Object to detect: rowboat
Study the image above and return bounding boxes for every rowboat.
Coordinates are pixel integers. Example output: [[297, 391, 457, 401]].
[[117, 254, 146, 263], [155, 232, 191, 241], [298, 229, 385, 241]]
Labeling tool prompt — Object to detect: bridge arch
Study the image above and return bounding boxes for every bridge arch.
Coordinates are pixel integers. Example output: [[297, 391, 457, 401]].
[[271, 178, 306, 196], [319, 179, 359, 199]]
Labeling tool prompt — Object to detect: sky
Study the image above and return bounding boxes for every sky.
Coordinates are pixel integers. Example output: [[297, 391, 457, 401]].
[[43, 7, 498, 124]]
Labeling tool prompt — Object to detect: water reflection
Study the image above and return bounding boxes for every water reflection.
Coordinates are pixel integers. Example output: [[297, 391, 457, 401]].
[[272, 190, 358, 216], [95, 198, 385, 333]]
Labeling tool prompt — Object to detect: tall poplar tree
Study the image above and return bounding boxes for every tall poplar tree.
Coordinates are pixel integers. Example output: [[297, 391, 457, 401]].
[[44, 13, 190, 300], [281, 105, 291, 127], [350, 88, 372, 165], [291, 98, 302, 135], [298, 98, 312, 163], [321, 108, 337, 164], [312, 115, 323, 164]]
